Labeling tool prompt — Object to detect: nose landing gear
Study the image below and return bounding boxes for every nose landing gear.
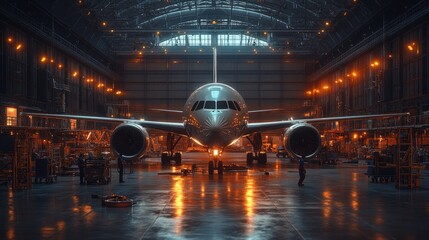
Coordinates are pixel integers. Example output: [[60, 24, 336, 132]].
[[208, 160, 223, 175]]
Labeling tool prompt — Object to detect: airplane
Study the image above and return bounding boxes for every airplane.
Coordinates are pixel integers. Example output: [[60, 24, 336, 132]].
[[22, 48, 408, 175]]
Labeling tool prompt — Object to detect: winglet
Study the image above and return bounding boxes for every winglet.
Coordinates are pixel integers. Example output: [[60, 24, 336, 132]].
[[213, 47, 217, 83]]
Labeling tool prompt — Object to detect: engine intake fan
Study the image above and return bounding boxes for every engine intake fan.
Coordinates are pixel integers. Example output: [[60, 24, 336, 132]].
[[111, 123, 150, 159], [283, 123, 321, 158]]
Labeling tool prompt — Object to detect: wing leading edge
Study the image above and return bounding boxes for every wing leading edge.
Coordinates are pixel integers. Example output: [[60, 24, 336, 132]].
[[243, 112, 409, 136], [21, 112, 188, 136]]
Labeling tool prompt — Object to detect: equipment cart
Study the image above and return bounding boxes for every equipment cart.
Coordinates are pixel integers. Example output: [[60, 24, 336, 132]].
[[84, 158, 111, 184]]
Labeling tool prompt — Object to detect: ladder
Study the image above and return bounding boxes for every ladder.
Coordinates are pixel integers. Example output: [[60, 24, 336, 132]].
[[396, 128, 421, 189]]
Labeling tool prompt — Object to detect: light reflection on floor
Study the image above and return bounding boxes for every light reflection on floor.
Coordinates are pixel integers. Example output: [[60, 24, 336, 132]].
[[1, 151, 429, 239]]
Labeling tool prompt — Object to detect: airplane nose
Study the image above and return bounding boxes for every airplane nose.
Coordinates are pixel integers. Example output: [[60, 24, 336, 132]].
[[203, 115, 228, 138]]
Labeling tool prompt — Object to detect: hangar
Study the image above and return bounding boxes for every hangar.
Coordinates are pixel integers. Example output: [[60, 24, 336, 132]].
[[0, 0, 429, 239]]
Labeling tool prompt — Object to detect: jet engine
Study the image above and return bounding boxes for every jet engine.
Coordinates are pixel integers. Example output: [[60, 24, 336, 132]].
[[283, 123, 321, 158], [110, 123, 150, 159]]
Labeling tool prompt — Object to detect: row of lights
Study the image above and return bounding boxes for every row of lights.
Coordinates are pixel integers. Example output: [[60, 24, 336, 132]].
[[39, 54, 123, 95], [308, 41, 418, 96], [6, 37, 23, 51], [6, 37, 122, 96], [306, 71, 358, 95]]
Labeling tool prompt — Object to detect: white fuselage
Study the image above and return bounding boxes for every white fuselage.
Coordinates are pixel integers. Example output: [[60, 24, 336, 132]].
[[183, 83, 249, 152]]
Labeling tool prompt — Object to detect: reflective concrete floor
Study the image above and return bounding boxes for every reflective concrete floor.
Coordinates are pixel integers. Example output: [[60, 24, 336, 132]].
[[1, 152, 429, 240]]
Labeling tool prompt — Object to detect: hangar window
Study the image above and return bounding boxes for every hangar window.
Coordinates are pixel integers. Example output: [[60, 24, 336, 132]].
[[204, 101, 216, 109], [6, 107, 17, 126], [218, 34, 268, 47], [217, 101, 228, 109], [159, 34, 268, 47]]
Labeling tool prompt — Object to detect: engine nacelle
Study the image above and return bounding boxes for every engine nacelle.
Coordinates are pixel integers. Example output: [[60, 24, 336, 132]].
[[110, 123, 150, 159], [283, 123, 321, 159]]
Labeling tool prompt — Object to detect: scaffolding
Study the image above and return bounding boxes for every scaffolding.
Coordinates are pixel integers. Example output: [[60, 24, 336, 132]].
[[396, 128, 423, 189]]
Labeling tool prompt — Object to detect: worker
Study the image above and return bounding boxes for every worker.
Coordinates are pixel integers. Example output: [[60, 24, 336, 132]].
[[118, 154, 124, 183], [298, 156, 306, 187], [77, 153, 85, 185]]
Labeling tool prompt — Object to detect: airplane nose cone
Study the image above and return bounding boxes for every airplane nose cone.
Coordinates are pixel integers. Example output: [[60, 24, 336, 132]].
[[203, 115, 228, 137]]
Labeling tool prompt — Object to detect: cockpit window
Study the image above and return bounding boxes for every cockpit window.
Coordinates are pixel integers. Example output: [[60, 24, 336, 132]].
[[191, 101, 199, 111], [217, 101, 228, 109], [233, 101, 241, 111], [195, 101, 204, 110], [204, 101, 215, 109], [228, 101, 237, 110]]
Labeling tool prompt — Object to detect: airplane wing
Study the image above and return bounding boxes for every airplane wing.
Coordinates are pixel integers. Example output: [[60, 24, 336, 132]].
[[21, 112, 188, 136], [243, 112, 409, 135], [149, 108, 183, 113], [248, 109, 280, 113]]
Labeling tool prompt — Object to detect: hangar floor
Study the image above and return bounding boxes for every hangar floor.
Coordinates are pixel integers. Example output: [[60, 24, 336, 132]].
[[1, 152, 429, 240]]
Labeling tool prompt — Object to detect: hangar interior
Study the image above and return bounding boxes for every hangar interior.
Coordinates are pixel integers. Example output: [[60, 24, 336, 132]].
[[1, 0, 428, 186], [1, 0, 429, 239]]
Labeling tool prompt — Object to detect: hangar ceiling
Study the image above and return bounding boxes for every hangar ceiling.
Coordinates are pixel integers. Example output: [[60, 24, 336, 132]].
[[63, 0, 390, 56]]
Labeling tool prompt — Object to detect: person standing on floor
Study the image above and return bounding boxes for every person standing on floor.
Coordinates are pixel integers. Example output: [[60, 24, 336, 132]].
[[298, 156, 306, 187], [118, 154, 125, 183], [77, 153, 85, 185]]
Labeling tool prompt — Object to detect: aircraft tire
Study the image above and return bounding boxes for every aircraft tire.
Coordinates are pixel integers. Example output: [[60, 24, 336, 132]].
[[246, 152, 253, 165], [218, 161, 223, 175], [208, 161, 214, 175], [161, 152, 169, 165], [174, 152, 182, 165], [258, 153, 267, 165]]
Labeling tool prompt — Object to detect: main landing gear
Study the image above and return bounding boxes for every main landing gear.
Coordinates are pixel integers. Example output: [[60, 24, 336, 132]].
[[161, 133, 182, 165], [245, 132, 267, 165], [208, 159, 223, 175]]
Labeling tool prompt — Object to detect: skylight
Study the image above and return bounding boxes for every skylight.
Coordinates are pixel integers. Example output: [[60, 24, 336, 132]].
[[159, 34, 268, 47]]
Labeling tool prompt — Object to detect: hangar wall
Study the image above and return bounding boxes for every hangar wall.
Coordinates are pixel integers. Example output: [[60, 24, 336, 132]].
[[123, 55, 309, 122], [0, 21, 117, 126], [311, 12, 429, 131]]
